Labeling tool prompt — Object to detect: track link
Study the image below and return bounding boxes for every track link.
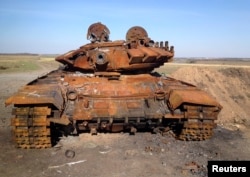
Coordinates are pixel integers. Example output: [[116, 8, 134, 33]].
[[11, 106, 51, 149], [177, 120, 215, 141]]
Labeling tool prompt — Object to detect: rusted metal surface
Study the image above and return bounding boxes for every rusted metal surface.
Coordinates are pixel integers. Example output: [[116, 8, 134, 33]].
[[11, 106, 52, 148], [5, 84, 64, 110], [168, 89, 222, 110], [56, 22, 174, 72], [5, 22, 222, 148], [126, 26, 149, 44], [87, 22, 110, 42]]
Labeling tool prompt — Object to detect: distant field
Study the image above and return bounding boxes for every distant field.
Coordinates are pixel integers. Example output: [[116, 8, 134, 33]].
[[1, 54, 250, 74], [181, 58, 250, 65], [0, 54, 59, 73], [156, 58, 250, 75]]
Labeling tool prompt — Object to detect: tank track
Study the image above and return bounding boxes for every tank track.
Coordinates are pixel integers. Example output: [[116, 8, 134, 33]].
[[11, 106, 52, 149], [10, 105, 216, 148], [177, 120, 215, 141]]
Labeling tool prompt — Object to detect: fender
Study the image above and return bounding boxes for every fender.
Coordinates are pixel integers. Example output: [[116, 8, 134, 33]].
[[168, 89, 222, 110], [5, 84, 64, 110]]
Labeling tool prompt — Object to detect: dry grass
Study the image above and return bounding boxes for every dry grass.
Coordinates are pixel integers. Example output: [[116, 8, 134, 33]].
[[155, 60, 250, 75], [0, 55, 59, 73]]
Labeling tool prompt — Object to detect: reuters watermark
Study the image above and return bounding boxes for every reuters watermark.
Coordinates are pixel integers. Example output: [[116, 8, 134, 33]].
[[208, 161, 250, 177]]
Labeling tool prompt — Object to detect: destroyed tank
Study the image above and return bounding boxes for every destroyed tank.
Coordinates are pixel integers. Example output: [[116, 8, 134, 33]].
[[5, 22, 222, 149]]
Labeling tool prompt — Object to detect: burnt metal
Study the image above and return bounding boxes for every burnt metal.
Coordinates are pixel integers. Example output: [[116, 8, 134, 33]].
[[87, 22, 110, 42], [5, 22, 222, 149], [65, 150, 75, 158]]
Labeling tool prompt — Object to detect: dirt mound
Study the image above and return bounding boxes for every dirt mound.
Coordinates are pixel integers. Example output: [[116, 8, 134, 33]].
[[171, 67, 250, 127]]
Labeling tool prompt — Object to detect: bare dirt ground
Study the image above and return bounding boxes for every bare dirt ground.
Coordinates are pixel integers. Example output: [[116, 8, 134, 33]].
[[0, 58, 250, 177]]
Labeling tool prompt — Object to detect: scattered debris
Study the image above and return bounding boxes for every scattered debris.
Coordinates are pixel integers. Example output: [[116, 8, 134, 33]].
[[48, 160, 87, 169], [144, 146, 164, 154], [16, 155, 23, 159], [83, 142, 97, 149], [184, 161, 200, 171], [125, 149, 139, 156], [182, 161, 207, 176], [65, 150, 75, 158], [162, 161, 167, 167], [98, 145, 112, 154], [53, 143, 63, 150]]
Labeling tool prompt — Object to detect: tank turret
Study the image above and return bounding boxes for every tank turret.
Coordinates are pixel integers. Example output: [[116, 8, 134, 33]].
[[55, 22, 174, 74]]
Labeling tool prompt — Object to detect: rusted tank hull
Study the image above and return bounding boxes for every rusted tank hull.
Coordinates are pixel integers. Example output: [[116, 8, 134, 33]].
[[6, 70, 221, 148]]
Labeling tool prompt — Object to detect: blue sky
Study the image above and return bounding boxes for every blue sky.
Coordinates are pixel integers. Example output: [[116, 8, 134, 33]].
[[0, 0, 249, 57]]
